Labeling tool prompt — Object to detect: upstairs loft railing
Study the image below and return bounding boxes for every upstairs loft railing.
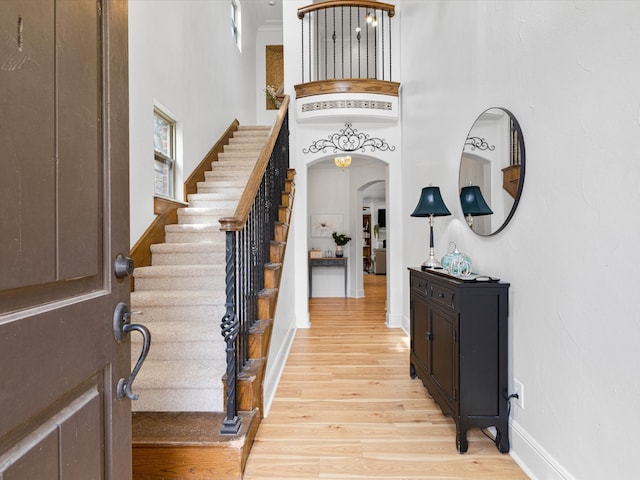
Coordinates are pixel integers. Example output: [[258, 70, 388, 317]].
[[218, 97, 290, 434], [297, 0, 396, 94]]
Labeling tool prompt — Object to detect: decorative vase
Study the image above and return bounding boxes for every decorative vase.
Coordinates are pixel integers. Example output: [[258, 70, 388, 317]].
[[335, 245, 344, 257], [441, 242, 472, 277]]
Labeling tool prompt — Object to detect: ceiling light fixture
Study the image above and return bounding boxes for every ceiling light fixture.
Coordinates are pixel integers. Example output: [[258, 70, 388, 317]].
[[335, 156, 352, 169]]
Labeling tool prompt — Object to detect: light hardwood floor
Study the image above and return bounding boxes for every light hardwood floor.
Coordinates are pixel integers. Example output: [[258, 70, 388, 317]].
[[243, 275, 529, 479]]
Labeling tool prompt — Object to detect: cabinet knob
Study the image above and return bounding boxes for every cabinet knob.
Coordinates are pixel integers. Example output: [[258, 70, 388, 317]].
[[425, 331, 432, 341]]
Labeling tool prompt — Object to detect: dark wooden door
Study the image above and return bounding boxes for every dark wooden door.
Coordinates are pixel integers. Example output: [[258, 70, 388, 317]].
[[410, 296, 430, 376], [0, 1, 131, 478], [429, 306, 457, 413]]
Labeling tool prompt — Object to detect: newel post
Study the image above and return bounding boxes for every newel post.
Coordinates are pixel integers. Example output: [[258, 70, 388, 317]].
[[220, 229, 241, 435]]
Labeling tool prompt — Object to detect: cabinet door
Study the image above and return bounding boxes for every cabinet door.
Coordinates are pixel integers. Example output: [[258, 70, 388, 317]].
[[429, 306, 458, 414], [411, 295, 431, 377]]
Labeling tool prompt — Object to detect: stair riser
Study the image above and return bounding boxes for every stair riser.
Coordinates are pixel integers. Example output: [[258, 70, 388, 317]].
[[132, 388, 223, 412], [132, 339, 226, 362], [195, 187, 243, 195], [127, 304, 227, 323], [211, 162, 256, 170], [196, 181, 246, 190], [136, 360, 226, 389], [223, 145, 263, 152], [150, 241, 225, 253], [216, 153, 259, 160], [134, 274, 225, 291], [187, 193, 242, 202], [134, 276, 226, 292], [151, 252, 226, 265], [204, 171, 253, 180], [165, 231, 226, 243], [229, 137, 268, 144], [177, 214, 230, 225], [188, 199, 238, 209]]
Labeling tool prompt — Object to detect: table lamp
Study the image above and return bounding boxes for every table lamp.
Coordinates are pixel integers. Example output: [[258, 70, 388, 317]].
[[411, 186, 451, 269]]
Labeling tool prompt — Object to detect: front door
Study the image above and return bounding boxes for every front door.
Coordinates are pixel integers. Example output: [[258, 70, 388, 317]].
[[0, 1, 131, 478]]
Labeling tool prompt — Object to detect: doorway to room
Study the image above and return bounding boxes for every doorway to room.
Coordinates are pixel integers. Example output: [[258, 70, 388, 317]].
[[361, 180, 386, 277], [306, 156, 388, 306]]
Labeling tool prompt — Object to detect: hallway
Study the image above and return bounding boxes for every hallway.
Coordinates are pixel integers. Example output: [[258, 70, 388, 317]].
[[243, 275, 528, 479]]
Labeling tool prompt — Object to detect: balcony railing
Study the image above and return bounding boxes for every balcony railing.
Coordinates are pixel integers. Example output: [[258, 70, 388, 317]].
[[297, 1, 396, 87]]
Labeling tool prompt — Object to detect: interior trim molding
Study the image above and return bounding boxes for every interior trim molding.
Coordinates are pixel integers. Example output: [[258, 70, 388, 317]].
[[510, 419, 576, 480]]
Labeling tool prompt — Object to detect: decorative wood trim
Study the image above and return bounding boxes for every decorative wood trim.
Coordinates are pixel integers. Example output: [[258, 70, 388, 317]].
[[294, 79, 400, 98], [130, 197, 187, 280], [184, 119, 239, 200], [219, 96, 290, 232], [298, 0, 395, 19]]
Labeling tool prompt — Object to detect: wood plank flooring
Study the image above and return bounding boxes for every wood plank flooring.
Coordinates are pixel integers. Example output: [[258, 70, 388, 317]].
[[243, 275, 529, 479]]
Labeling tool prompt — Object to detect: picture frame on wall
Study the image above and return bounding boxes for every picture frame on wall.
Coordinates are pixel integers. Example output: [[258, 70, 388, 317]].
[[310, 214, 343, 238]]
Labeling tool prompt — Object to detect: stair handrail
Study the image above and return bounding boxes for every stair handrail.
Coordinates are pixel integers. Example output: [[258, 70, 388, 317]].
[[219, 96, 290, 232], [218, 96, 290, 435]]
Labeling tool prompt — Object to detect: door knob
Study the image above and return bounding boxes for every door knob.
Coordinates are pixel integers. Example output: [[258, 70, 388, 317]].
[[114, 253, 134, 279]]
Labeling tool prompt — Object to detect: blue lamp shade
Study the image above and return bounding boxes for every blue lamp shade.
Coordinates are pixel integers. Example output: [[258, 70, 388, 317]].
[[411, 186, 451, 217], [460, 185, 493, 216]]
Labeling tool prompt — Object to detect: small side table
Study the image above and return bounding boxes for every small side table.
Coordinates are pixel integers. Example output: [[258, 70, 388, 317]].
[[308, 257, 348, 298]]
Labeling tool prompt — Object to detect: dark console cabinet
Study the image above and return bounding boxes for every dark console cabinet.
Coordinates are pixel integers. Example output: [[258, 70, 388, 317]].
[[409, 268, 510, 453]]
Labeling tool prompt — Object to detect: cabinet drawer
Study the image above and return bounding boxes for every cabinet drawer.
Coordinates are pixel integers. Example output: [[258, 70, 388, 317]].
[[411, 274, 428, 296], [428, 281, 457, 311]]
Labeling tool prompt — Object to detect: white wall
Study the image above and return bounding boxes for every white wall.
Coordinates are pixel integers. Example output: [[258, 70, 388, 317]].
[[401, 1, 640, 479], [129, 0, 260, 244], [256, 25, 283, 126]]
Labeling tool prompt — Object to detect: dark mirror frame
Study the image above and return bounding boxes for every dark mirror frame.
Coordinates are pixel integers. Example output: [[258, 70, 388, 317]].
[[458, 107, 526, 236]]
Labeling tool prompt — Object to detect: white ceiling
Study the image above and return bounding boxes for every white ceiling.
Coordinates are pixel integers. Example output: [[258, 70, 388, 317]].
[[247, 0, 283, 26]]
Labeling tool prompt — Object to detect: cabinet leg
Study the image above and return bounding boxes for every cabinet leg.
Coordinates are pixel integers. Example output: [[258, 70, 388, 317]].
[[409, 363, 417, 379], [456, 429, 468, 453], [495, 423, 510, 453]]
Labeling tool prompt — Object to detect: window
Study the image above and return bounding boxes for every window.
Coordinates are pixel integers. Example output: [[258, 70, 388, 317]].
[[231, 0, 241, 51], [153, 108, 176, 198]]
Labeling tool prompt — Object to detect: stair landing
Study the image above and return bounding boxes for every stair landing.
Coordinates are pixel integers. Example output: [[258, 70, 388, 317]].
[[132, 410, 259, 480]]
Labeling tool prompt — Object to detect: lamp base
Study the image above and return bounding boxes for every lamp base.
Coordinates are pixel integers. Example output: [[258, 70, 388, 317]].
[[422, 259, 443, 270], [422, 248, 443, 269]]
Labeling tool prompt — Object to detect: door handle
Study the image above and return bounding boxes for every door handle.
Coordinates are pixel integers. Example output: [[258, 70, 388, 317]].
[[113, 302, 151, 401], [425, 331, 433, 341]]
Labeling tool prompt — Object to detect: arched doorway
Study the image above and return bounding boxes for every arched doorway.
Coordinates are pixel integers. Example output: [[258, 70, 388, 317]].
[[306, 155, 388, 304]]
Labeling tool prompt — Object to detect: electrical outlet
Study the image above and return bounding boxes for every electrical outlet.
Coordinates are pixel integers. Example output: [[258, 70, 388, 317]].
[[513, 378, 524, 409]]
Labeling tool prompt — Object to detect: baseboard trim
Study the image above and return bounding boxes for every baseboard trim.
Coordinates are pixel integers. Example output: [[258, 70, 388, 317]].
[[386, 312, 405, 329], [262, 327, 296, 417], [510, 419, 576, 480]]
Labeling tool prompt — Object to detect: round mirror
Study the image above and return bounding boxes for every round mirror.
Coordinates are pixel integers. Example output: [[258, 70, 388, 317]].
[[458, 107, 525, 236]]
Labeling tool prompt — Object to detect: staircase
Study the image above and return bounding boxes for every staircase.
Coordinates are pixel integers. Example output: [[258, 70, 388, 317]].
[[130, 109, 295, 479], [130, 125, 272, 413]]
